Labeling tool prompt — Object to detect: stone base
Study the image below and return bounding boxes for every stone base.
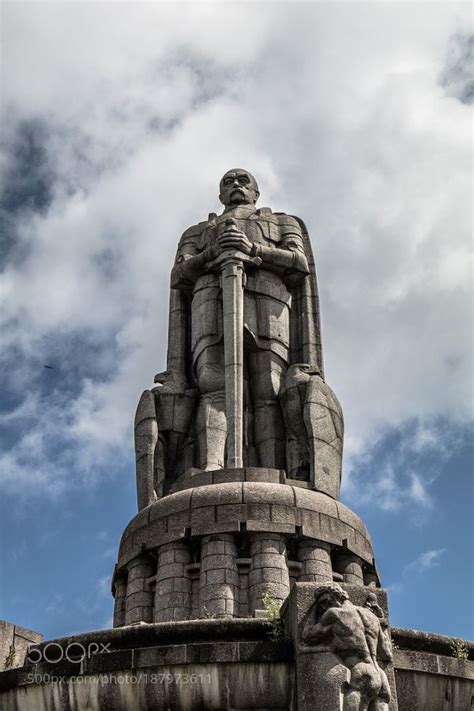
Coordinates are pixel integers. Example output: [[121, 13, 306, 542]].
[[113, 473, 379, 626], [0, 620, 472, 710], [0, 620, 292, 710]]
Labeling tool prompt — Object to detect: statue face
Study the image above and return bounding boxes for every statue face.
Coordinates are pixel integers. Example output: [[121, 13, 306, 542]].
[[219, 169, 259, 207]]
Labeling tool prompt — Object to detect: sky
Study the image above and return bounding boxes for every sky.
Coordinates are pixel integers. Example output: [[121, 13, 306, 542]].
[[0, 1, 472, 642]]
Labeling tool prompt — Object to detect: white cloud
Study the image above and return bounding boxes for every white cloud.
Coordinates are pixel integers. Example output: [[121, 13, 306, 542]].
[[0, 3, 472, 507], [403, 548, 447, 576], [97, 575, 112, 598]]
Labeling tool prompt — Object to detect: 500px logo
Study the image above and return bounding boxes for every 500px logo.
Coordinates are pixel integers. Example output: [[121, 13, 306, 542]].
[[27, 642, 111, 665]]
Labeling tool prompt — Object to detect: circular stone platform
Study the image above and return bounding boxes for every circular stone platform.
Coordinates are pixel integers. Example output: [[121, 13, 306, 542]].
[[117, 475, 374, 570], [111, 469, 378, 626]]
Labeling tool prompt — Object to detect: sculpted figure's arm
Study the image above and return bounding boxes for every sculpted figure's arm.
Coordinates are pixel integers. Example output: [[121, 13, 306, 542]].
[[302, 609, 335, 646], [377, 627, 394, 664], [170, 231, 218, 290], [252, 221, 309, 283]]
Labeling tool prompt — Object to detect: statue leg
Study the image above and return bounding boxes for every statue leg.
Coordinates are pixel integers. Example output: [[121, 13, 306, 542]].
[[348, 662, 382, 711], [342, 689, 364, 711], [372, 668, 391, 710], [195, 345, 227, 470], [249, 351, 287, 469]]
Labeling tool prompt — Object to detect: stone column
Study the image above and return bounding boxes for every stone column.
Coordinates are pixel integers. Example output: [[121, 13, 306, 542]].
[[199, 534, 239, 618], [124, 555, 154, 625], [334, 551, 364, 585], [364, 570, 378, 588], [298, 540, 332, 583], [249, 533, 290, 614], [112, 575, 127, 627], [154, 540, 192, 622]]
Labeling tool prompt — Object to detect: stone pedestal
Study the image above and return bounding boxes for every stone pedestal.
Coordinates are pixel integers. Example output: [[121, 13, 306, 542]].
[[249, 532, 290, 613], [1, 618, 472, 710], [111, 573, 126, 627], [154, 540, 192, 622], [334, 550, 364, 585], [113, 470, 379, 626], [124, 555, 154, 624], [297, 539, 332, 583], [199, 534, 239, 617]]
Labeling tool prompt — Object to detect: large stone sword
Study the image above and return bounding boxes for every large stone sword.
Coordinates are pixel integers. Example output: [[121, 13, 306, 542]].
[[208, 220, 261, 468]]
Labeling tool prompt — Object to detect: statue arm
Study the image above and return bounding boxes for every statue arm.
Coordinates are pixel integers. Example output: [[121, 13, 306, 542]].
[[378, 628, 394, 663], [303, 620, 333, 646], [251, 244, 309, 281], [171, 250, 209, 289], [302, 609, 335, 645], [251, 227, 309, 282], [170, 230, 217, 290]]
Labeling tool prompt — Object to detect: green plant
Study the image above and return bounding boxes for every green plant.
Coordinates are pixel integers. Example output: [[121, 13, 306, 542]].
[[261, 587, 285, 641], [202, 607, 216, 620], [450, 639, 469, 660], [4, 644, 16, 670]]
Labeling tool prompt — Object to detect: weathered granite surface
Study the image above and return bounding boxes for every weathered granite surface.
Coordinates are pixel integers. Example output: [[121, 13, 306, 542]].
[[112, 478, 378, 627], [0, 621, 43, 672], [0, 620, 471, 711]]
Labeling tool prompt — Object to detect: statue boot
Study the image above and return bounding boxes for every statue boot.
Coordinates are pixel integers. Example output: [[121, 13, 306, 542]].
[[253, 400, 286, 469], [196, 391, 227, 470]]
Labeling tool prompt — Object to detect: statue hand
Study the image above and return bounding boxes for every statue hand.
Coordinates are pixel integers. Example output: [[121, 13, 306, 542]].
[[218, 218, 252, 255], [218, 231, 252, 255]]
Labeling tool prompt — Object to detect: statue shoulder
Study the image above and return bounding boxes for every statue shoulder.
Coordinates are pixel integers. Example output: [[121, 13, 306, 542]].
[[255, 208, 301, 231], [181, 219, 209, 239], [178, 219, 210, 248], [272, 212, 304, 234]]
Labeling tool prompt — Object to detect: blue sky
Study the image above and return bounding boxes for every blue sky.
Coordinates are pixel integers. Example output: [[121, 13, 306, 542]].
[[0, 2, 472, 642]]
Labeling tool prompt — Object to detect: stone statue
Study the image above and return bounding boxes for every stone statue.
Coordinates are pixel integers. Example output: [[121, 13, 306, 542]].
[[302, 584, 393, 711], [134, 169, 343, 505]]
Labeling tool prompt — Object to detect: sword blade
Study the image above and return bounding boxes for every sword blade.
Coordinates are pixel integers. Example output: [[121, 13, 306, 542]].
[[221, 259, 245, 468]]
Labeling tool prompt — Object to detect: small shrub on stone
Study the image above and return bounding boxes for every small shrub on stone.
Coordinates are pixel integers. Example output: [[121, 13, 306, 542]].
[[261, 587, 284, 641], [450, 639, 469, 660], [4, 644, 16, 670], [202, 607, 216, 619]]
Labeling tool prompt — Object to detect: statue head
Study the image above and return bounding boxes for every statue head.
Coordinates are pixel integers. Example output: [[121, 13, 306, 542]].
[[313, 583, 349, 619], [219, 169, 259, 208]]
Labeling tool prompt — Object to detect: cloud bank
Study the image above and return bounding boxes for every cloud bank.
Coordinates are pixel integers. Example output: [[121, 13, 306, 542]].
[[0, 3, 472, 509]]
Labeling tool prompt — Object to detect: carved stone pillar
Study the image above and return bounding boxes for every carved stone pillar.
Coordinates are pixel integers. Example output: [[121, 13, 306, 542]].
[[334, 550, 364, 585], [364, 569, 378, 588], [297, 540, 332, 583], [199, 534, 239, 617], [124, 555, 154, 625], [249, 533, 290, 613], [154, 541, 192, 622], [112, 575, 127, 627]]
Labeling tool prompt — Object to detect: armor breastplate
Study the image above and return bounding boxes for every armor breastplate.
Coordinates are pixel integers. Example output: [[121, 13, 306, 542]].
[[190, 209, 292, 363]]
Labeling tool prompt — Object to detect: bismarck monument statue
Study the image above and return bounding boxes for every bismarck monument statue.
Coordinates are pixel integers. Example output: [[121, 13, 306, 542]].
[[1, 170, 472, 710], [121, 169, 361, 631], [135, 168, 341, 505]]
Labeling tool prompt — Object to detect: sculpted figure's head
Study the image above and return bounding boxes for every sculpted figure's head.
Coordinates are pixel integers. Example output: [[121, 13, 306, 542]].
[[313, 583, 349, 618], [219, 169, 259, 208]]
